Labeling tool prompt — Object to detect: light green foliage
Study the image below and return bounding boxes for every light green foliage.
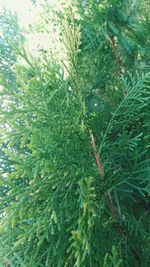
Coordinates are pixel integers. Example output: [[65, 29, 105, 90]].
[[0, 9, 24, 89], [0, 1, 150, 266]]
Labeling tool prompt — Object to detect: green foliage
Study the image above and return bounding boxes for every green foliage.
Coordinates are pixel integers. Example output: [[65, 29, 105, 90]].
[[103, 246, 122, 267], [0, 1, 150, 266], [0, 8, 24, 90], [0, 9, 24, 217]]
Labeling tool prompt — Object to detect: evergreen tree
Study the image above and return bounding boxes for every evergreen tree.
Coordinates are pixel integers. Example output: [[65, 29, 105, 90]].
[[0, 9, 24, 217], [0, 1, 150, 266]]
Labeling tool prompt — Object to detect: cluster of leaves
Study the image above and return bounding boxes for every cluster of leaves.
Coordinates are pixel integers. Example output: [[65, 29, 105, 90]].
[[0, 0, 150, 266]]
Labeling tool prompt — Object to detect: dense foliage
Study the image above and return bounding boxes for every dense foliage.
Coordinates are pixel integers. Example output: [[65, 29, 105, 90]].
[[0, 9, 24, 217], [0, 1, 150, 266]]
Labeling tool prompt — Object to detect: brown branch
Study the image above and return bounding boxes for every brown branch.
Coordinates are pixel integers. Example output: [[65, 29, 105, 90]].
[[89, 129, 104, 179], [108, 34, 126, 96], [89, 129, 119, 219], [109, 34, 122, 68], [88, 128, 140, 264], [107, 192, 118, 220], [88, 128, 118, 219]]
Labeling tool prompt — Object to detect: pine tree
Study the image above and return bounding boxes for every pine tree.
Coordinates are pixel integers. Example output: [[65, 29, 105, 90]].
[[0, 1, 150, 266]]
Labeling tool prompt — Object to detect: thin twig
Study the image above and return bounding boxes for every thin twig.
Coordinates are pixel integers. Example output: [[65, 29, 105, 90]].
[[88, 128, 118, 220], [108, 33, 126, 96]]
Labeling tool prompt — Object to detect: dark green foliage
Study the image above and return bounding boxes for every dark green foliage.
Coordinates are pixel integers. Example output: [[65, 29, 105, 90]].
[[0, 1, 150, 266]]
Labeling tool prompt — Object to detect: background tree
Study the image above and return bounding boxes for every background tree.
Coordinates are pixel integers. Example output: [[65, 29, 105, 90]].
[[0, 9, 24, 217]]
